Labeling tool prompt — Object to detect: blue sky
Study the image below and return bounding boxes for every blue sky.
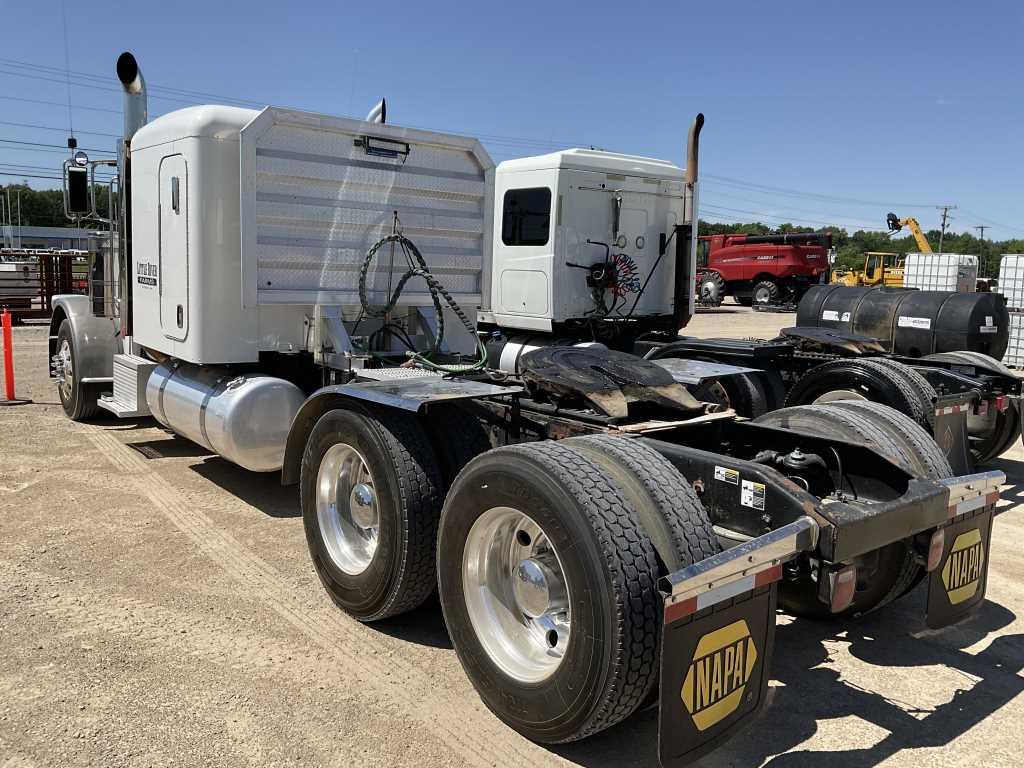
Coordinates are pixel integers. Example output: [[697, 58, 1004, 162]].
[[2, 0, 1021, 237]]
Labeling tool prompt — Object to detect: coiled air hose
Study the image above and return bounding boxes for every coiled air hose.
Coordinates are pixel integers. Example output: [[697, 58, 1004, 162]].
[[358, 233, 488, 373]]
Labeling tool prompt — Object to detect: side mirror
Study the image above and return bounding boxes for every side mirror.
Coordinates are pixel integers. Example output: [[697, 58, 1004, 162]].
[[66, 166, 90, 215]]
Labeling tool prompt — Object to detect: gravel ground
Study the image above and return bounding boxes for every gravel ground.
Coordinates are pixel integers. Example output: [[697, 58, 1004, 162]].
[[2, 310, 1023, 768]]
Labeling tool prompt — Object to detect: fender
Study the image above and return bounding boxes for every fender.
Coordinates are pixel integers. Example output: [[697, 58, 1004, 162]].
[[281, 376, 522, 485], [280, 390, 364, 486], [48, 294, 119, 382]]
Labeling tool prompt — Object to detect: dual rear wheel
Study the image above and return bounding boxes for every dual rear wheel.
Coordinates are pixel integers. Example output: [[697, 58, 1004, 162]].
[[299, 407, 718, 743]]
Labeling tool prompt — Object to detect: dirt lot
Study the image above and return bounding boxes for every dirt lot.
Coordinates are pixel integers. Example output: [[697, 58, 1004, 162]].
[[2, 308, 1023, 768]]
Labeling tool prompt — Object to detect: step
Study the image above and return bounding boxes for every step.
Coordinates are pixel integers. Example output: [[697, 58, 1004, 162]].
[[96, 353, 156, 418]]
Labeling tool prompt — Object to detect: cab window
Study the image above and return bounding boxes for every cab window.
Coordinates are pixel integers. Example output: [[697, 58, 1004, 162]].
[[502, 187, 551, 246]]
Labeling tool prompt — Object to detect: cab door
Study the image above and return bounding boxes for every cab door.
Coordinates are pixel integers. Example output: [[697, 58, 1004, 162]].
[[159, 154, 189, 340]]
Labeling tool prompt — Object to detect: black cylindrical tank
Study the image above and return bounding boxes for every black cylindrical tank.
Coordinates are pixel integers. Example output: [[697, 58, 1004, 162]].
[[796, 285, 1009, 360]]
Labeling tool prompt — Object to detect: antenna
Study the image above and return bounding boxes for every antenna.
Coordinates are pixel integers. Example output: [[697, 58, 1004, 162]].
[[60, 0, 75, 143]]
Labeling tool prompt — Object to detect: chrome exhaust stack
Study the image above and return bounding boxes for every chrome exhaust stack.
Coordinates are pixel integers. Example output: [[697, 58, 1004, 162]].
[[116, 51, 147, 142], [674, 113, 704, 333]]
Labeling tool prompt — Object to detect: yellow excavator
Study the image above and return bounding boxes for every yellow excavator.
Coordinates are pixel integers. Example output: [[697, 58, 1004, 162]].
[[830, 213, 933, 287]]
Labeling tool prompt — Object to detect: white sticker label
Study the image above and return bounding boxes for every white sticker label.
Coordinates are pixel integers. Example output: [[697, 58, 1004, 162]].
[[986, 315, 994, 326], [981, 325, 999, 334], [822, 310, 840, 321], [741, 479, 766, 511], [714, 466, 740, 485], [897, 316, 931, 329], [841, 311, 851, 321]]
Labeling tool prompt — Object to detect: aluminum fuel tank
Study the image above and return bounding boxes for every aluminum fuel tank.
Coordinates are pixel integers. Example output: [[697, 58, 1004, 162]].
[[146, 361, 305, 472]]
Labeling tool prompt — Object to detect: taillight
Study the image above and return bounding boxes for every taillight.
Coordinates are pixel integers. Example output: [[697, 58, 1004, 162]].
[[926, 528, 946, 572], [830, 565, 858, 614]]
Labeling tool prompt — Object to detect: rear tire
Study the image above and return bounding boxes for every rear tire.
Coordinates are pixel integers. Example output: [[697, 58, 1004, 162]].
[[785, 357, 931, 431], [437, 441, 662, 743], [54, 319, 102, 421], [422, 402, 492, 488], [753, 404, 938, 618], [300, 405, 443, 621], [971, 400, 1021, 464], [865, 359, 937, 430], [562, 435, 720, 572]]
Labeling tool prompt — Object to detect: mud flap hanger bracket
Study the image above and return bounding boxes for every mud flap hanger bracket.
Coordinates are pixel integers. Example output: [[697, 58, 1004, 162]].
[[662, 516, 819, 615]]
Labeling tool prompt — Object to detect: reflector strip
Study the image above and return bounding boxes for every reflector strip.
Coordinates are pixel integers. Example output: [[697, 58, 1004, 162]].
[[665, 565, 783, 624], [948, 490, 1001, 519]]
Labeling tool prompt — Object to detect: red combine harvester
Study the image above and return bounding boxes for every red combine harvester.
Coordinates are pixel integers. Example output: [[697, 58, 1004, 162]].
[[696, 231, 832, 306]]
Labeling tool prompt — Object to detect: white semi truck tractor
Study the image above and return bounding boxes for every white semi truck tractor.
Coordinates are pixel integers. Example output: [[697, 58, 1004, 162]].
[[52, 52, 1004, 765]]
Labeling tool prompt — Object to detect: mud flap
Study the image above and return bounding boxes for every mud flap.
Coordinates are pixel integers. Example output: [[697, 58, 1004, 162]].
[[926, 505, 995, 629], [933, 398, 973, 475], [658, 582, 777, 767]]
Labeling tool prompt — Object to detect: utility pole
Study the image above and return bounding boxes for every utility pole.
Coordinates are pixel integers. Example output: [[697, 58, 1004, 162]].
[[936, 204, 958, 252], [975, 224, 989, 278]]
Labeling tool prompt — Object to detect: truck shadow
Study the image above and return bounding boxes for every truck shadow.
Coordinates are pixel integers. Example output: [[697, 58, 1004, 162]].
[[553, 596, 1022, 768], [987, 455, 1024, 512], [190, 456, 301, 519]]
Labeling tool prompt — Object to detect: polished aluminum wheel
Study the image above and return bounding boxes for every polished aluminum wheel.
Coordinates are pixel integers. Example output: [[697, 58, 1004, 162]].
[[462, 507, 571, 683], [316, 443, 379, 575], [55, 339, 73, 401], [812, 389, 869, 404]]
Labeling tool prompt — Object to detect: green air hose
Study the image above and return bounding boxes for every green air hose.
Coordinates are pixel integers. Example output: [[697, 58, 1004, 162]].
[[358, 233, 488, 373]]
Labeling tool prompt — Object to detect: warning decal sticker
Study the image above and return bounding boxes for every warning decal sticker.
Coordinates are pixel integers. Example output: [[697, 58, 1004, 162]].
[[741, 480, 766, 511], [714, 466, 740, 485]]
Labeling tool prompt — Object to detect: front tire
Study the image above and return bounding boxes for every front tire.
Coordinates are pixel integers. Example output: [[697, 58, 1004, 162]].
[[438, 441, 662, 743], [300, 405, 443, 621], [54, 319, 101, 421], [752, 279, 780, 306]]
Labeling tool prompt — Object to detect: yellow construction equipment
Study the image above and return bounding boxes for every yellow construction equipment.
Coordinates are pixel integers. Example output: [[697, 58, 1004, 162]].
[[831, 251, 905, 287], [886, 212, 933, 253]]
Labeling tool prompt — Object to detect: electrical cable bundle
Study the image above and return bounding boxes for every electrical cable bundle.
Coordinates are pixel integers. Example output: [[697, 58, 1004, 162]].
[[358, 231, 488, 373]]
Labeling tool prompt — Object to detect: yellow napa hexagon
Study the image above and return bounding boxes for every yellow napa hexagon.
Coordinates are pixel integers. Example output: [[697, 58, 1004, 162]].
[[941, 528, 985, 605], [681, 619, 758, 731]]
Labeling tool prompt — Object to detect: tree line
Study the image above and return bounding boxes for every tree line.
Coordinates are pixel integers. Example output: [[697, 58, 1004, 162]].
[[0, 183, 111, 229]]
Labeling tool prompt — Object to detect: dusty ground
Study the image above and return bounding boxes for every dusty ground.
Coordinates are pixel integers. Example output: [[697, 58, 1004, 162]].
[[2, 308, 1023, 768]]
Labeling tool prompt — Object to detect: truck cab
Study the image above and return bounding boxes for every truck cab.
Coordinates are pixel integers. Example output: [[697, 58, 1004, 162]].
[[485, 149, 685, 333]]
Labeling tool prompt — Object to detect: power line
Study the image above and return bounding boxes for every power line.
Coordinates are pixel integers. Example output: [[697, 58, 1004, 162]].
[[700, 201, 881, 231], [960, 208, 1024, 236], [0, 120, 119, 138], [0, 94, 122, 115], [703, 173, 935, 210], [0, 138, 113, 153], [700, 184, 880, 227], [0, 171, 64, 181]]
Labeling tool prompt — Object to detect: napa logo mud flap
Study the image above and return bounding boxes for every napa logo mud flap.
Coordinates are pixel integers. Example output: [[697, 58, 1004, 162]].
[[658, 584, 776, 767], [926, 507, 994, 629]]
